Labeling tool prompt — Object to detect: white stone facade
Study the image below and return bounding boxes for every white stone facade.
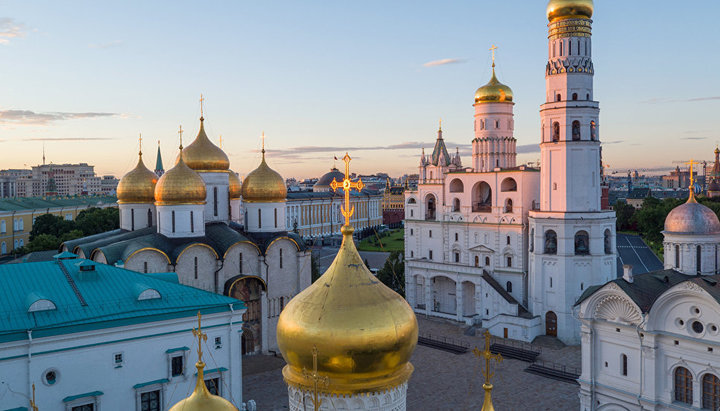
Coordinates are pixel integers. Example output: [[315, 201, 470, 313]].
[[199, 171, 230, 223], [663, 232, 720, 275], [156, 204, 205, 238], [0, 312, 243, 410], [287, 383, 408, 411], [244, 201, 287, 233], [119, 203, 156, 231]]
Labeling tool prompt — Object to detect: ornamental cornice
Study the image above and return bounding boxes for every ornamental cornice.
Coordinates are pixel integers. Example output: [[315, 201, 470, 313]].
[[547, 57, 593, 76]]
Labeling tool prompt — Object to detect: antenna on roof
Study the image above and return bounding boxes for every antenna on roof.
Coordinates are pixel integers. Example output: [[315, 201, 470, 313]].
[[42, 143, 46, 165]]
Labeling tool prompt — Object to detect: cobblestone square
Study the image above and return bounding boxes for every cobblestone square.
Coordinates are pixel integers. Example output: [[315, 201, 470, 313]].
[[244, 317, 580, 410]]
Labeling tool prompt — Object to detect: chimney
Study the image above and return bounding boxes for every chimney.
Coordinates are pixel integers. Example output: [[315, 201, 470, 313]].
[[623, 265, 634, 283]]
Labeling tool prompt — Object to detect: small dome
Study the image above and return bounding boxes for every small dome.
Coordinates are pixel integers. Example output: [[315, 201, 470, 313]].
[[155, 149, 207, 205], [277, 225, 418, 395], [228, 170, 242, 200], [474, 68, 513, 103], [117, 151, 158, 204], [313, 167, 344, 191], [241, 150, 286, 203], [178, 117, 230, 172], [664, 196, 720, 235], [547, 0, 593, 22], [169, 362, 238, 411]]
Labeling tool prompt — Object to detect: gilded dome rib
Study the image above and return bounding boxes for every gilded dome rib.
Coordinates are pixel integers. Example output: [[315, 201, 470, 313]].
[[155, 146, 207, 205], [178, 117, 230, 172], [117, 151, 158, 204], [241, 145, 286, 203]]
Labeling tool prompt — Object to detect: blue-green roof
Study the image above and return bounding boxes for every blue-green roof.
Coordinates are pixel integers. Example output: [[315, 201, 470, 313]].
[[0, 258, 243, 343], [0, 196, 117, 212]]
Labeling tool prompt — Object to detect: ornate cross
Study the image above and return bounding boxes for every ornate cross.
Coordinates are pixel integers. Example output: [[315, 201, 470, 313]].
[[489, 44, 498, 66], [330, 152, 364, 227], [199, 93, 205, 118], [192, 311, 208, 362], [439, 118, 442, 132], [302, 345, 329, 411], [178, 125, 184, 149], [685, 159, 697, 190], [138, 133, 143, 154], [261, 131, 265, 153], [472, 330, 502, 386]]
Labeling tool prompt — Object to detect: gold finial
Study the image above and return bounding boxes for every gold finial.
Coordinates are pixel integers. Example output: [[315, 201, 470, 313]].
[[472, 330, 503, 411], [199, 93, 205, 119], [192, 311, 208, 363], [302, 345, 329, 411], [330, 152, 365, 227], [489, 44, 498, 68], [261, 131, 266, 158], [138, 133, 143, 156], [219, 135, 223, 149], [30, 383, 38, 411], [685, 159, 697, 203], [439, 118, 442, 132], [178, 125, 184, 150]]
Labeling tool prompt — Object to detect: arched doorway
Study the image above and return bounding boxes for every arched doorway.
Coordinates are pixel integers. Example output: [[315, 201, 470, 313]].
[[226, 275, 266, 355], [546, 311, 557, 337]]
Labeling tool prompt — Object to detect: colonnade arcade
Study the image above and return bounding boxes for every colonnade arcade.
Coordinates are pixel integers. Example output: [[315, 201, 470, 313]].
[[409, 273, 477, 321]]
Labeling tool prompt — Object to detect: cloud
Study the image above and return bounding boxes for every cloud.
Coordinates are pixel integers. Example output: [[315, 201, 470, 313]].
[[0, 18, 25, 45], [422, 58, 466, 67], [641, 96, 720, 104], [89, 40, 123, 49], [681, 137, 708, 140], [603, 140, 624, 145], [517, 144, 540, 154], [265, 141, 472, 159], [23, 137, 115, 141], [0, 110, 118, 125]]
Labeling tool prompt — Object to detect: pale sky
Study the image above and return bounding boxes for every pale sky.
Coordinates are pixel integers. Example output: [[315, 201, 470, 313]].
[[0, 1, 718, 180]]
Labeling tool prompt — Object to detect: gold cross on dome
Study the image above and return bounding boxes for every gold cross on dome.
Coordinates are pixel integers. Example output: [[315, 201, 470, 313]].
[[178, 125, 184, 149], [192, 311, 208, 362], [138, 133, 143, 155], [302, 345, 329, 411], [490, 44, 498, 66], [199, 93, 205, 118], [472, 330, 503, 386], [219, 135, 223, 149], [330, 152, 364, 227], [685, 159, 697, 189]]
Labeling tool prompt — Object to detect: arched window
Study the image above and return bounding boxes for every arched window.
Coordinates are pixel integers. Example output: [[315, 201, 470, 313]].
[[171, 210, 176, 233], [572, 93, 578, 101], [190, 211, 194, 233], [506, 281, 512, 293], [575, 231, 589, 255], [258, 209, 262, 228], [131, 208, 135, 231], [274, 208, 278, 228], [544, 230, 557, 255], [604, 229, 612, 254], [703, 374, 720, 410], [485, 256, 490, 266], [449, 179, 464, 193], [529, 228, 535, 252], [454, 252, 460, 263], [506, 235, 511, 245], [621, 354, 628, 376], [501, 178, 517, 192], [572, 120, 581, 141], [0, 242, 5, 254], [505, 199, 513, 213], [590, 121, 597, 140], [194, 256, 198, 279], [454, 233, 458, 242], [552, 122, 560, 142], [474, 256, 479, 267], [556, 94, 561, 102], [472, 182, 492, 213], [697, 245, 702, 274], [675, 245, 680, 268], [586, 93, 590, 100], [407, 198, 416, 204], [507, 256, 512, 267], [425, 194, 436, 220], [675, 367, 693, 404], [453, 198, 461, 212]]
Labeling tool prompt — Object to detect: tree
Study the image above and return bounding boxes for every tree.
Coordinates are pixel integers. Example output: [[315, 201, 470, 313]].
[[613, 200, 635, 231], [27, 234, 61, 252], [377, 251, 405, 297], [30, 214, 73, 240], [75, 207, 119, 236]]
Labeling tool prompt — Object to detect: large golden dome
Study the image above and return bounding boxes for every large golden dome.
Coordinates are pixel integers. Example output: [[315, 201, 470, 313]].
[[178, 117, 230, 172], [155, 147, 207, 205], [241, 148, 286, 203], [547, 0, 593, 22], [276, 224, 418, 395], [117, 151, 158, 204], [475, 67, 513, 103], [228, 170, 242, 200]]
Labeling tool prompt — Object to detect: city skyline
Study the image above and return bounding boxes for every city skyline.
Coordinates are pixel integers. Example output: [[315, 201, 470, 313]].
[[0, 1, 718, 179]]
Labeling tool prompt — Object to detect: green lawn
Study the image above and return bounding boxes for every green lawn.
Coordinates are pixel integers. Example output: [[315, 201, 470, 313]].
[[357, 229, 404, 252]]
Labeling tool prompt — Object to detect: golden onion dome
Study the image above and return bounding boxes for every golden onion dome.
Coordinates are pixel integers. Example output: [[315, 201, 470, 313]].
[[474, 67, 513, 103], [117, 151, 158, 204], [228, 170, 242, 200], [169, 360, 238, 411], [155, 147, 207, 205], [241, 147, 286, 203], [547, 0, 593, 22], [177, 117, 230, 172], [276, 224, 418, 395]]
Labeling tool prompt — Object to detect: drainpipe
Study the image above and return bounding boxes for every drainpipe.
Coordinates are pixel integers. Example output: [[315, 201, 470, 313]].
[[635, 313, 647, 410], [214, 259, 225, 294], [26, 330, 32, 401]]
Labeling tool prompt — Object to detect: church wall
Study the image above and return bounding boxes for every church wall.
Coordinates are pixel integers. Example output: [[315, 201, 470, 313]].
[[244, 202, 286, 233], [119, 203, 156, 231], [198, 171, 229, 223], [125, 249, 170, 274], [218, 242, 262, 287], [156, 204, 205, 238], [174, 244, 218, 292], [663, 233, 720, 275]]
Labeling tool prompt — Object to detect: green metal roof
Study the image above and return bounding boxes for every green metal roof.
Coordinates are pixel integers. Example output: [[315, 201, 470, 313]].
[[0, 196, 117, 212], [155, 145, 164, 172], [0, 257, 243, 343]]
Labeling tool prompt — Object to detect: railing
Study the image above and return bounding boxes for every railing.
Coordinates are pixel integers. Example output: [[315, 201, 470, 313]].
[[529, 360, 581, 378], [490, 336, 541, 355]]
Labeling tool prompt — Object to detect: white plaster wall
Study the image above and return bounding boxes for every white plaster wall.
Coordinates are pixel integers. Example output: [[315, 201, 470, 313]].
[[0, 312, 243, 410], [174, 244, 219, 292], [119, 203, 156, 231], [472, 101, 516, 172], [218, 242, 262, 287], [663, 233, 720, 275], [244, 202, 286, 233], [229, 198, 242, 223], [125, 249, 170, 273], [156, 204, 205, 238], [198, 171, 229, 223], [287, 381, 408, 411]]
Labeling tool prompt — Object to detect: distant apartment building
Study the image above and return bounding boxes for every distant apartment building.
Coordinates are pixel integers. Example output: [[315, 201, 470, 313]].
[[0, 163, 114, 197], [100, 175, 120, 194]]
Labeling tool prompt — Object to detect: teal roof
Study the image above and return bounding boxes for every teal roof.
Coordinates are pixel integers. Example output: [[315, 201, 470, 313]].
[[155, 145, 164, 172], [0, 196, 117, 212], [63, 391, 103, 403], [0, 258, 243, 343]]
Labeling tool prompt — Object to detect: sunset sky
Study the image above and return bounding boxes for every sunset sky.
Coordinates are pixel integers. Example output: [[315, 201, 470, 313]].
[[0, 1, 718, 180]]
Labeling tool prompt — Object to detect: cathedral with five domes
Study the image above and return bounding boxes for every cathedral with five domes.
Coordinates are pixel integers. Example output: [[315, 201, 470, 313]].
[[62, 114, 311, 355]]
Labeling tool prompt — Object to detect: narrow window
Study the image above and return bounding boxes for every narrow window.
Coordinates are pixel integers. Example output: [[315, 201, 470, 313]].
[[697, 245, 702, 274], [556, 94, 561, 102], [675, 244, 680, 268], [559, 40, 563, 56], [552, 122, 560, 141], [410, 251, 414, 258], [148, 209, 152, 226], [454, 252, 459, 263], [190, 211, 194, 233], [213, 187, 218, 217], [506, 235, 511, 245], [455, 233, 459, 242], [143, 261, 148, 273], [429, 230, 432, 238], [274, 208, 278, 228], [495, 120, 499, 129], [258, 209, 262, 229], [550, 277, 553, 288], [475, 256, 479, 267], [702, 374, 720, 410], [194, 257, 198, 279], [507, 256, 512, 267], [429, 250, 433, 260], [239, 253, 243, 274], [621, 354, 628, 376], [172, 211, 176, 233], [485, 256, 490, 266], [506, 281, 512, 293], [131, 208, 135, 231], [572, 120, 581, 141], [410, 228, 414, 235], [675, 367, 693, 404], [279, 248, 283, 269]]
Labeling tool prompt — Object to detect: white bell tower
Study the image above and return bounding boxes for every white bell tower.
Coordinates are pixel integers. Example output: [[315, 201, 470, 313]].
[[528, 0, 617, 345]]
